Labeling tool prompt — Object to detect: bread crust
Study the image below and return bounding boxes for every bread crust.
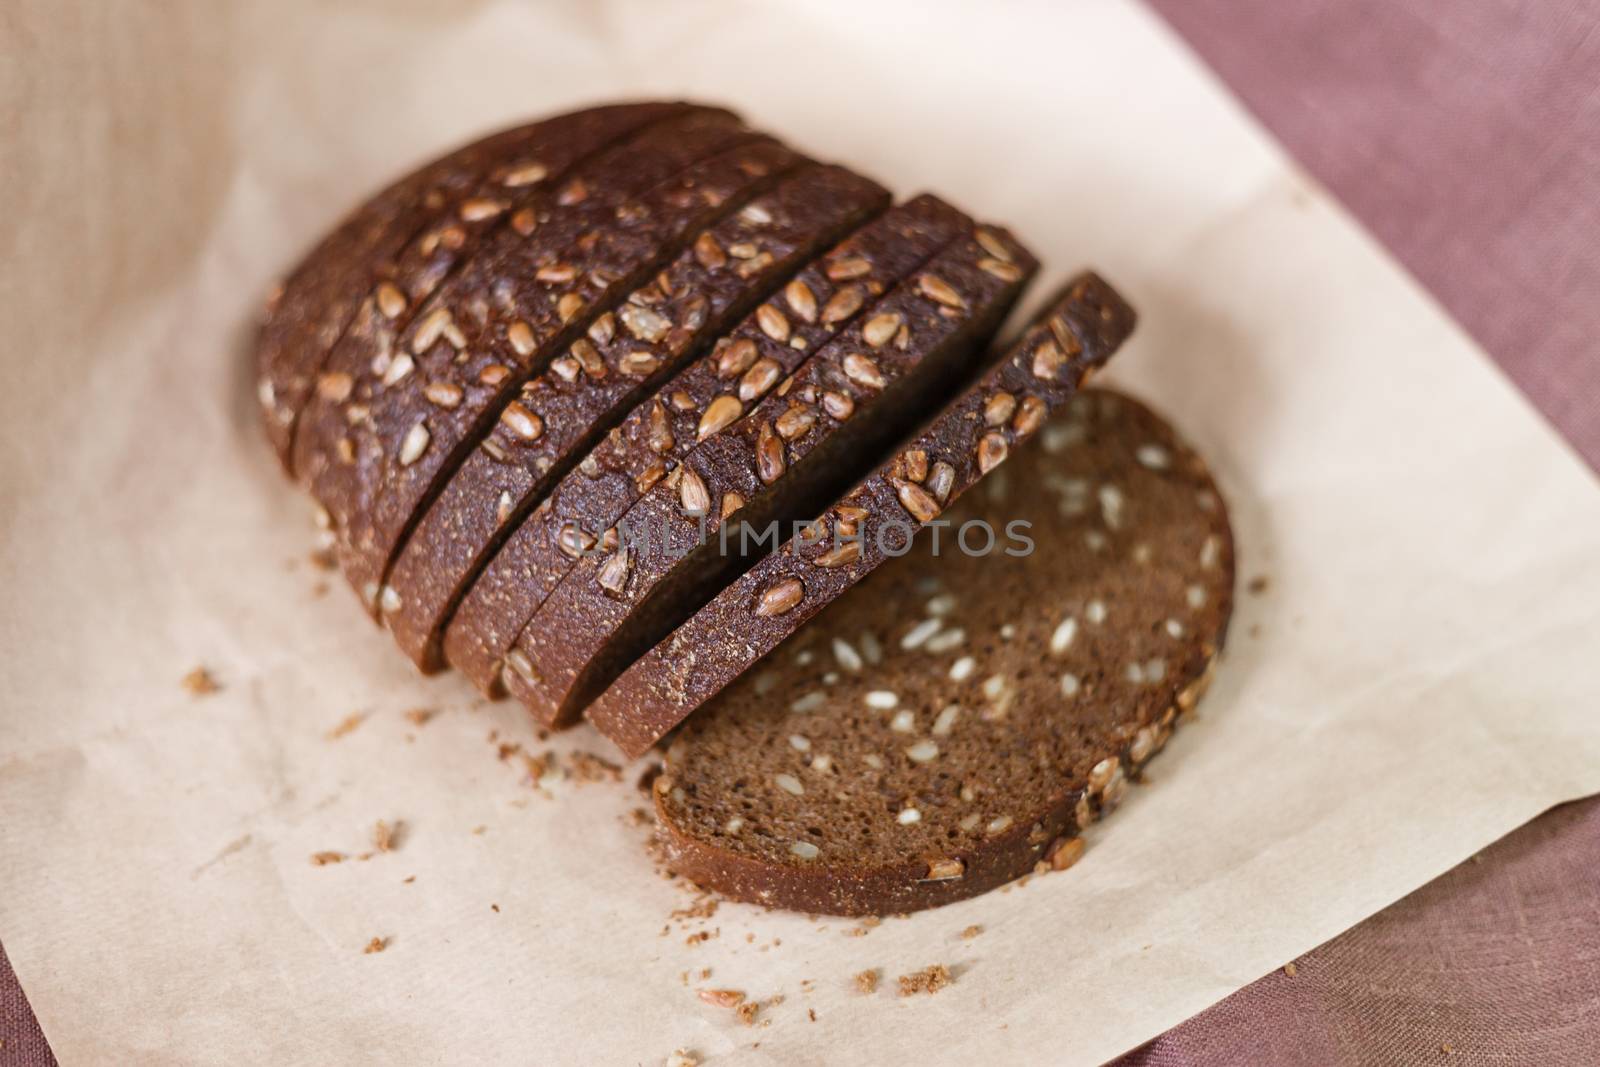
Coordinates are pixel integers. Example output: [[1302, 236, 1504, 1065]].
[[505, 225, 1038, 727], [257, 102, 689, 469], [381, 165, 891, 670], [443, 194, 972, 695]]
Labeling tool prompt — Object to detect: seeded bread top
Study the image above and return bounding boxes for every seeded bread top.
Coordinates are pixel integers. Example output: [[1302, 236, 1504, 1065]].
[[443, 194, 972, 696], [379, 164, 890, 670], [256, 102, 687, 468], [301, 114, 789, 607], [652, 388, 1234, 915], [503, 223, 1037, 727], [589, 274, 1135, 756]]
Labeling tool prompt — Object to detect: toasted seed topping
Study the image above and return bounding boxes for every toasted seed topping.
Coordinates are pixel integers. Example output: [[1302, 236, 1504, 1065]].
[[781, 278, 818, 323], [511, 208, 537, 235], [775, 404, 817, 441], [619, 350, 661, 377], [505, 319, 536, 358], [587, 312, 615, 346], [821, 286, 865, 324], [821, 390, 855, 421], [500, 402, 544, 441], [790, 841, 820, 860], [1137, 444, 1171, 469], [694, 232, 726, 270], [412, 308, 453, 353], [1013, 395, 1047, 436], [696, 394, 741, 440], [382, 353, 415, 387], [570, 338, 605, 378], [317, 372, 354, 402], [399, 421, 430, 465], [790, 691, 825, 713], [720, 492, 744, 519], [557, 293, 584, 323], [926, 857, 965, 880], [985, 392, 1017, 427], [755, 422, 785, 484], [501, 161, 548, 187], [740, 358, 782, 401], [757, 304, 791, 342], [974, 228, 1013, 262], [480, 363, 512, 387], [536, 263, 576, 285], [832, 638, 863, 672], [927, 461, 956, 502], [619, 304, 670, 343], [843, 353, 885, 389], [897, 481, 941, 523], [979, 257, 1023, 282], [918, 273, 965, 309], [1050, 617, 1078, 654], [643, 400, 674, 453], [375, 282, 406, 319], [1048, 836, 1087, 871], [977, 432, 1009, 473], [901, 618, 941, 650], [813, 541, 861, 568], [924, 628, 965, 653], [949, 657, 975, 682], [1031, 340, 1067, 380], [774, 773, 805, 796], [986, 815, 1014, 835], [861, 313, 902, 348], [755, 578, 804, 617], [596, 548, 630, 593], [826, 255, 871, 281], [678, 467, 711, 516], [425, 381, 463, 408], [865, 690, 898, 709], [716, 337, 757, 379]]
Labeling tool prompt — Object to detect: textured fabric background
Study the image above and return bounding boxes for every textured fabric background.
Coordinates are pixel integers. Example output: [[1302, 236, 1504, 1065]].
[[3, 0, 1597, 1063]]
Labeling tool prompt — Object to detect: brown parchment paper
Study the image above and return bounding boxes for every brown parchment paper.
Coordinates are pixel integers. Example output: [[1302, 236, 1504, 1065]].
[[3, 1, 1599, 1064]]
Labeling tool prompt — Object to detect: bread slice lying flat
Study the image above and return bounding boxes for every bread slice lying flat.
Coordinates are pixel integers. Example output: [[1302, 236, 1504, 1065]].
[[649, 387, 1234, 914], [503, 223, 1038, 728], [443, 194, 972, 696]]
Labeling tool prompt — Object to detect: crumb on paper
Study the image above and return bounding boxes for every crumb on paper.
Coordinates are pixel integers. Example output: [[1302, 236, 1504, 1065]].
[[181, 667, 220, 697], [808, 1008, 817, 1022], [1248, 574, 1271, 594], [326, 712, 367, 739], [1284, 962, 1298, 977], [961, 924, 983, 940], [698, 967, 711, 980], [666, 1051, 699, 1067], [854, 969, 879, 994], [363, 937, 388, 954], [471, 825, 487, 836], [735, 1001, 759, 1026], [897, 964, 952, 996], [402, 875, 416, 884], [697, 988, 745, 1009], [567, 750, 623, 783], [403, 708, 434, 726], [845, 915, 882, 937], [373, 819, 399, 852], [309, 851, 344, 866], [491, 903, 500, 913]]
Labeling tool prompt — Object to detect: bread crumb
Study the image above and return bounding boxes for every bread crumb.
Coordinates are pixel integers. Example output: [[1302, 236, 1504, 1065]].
[[808, 1008, 817, 1022], [845, 915, 882, 937], [373, 819, 399, 852], [471, 825, 487, 836], [363, 937, 388, 954], [567, 750, 623, 783], [403, 708, 434, 726], [326, 712, 367, 739], [854, 969, 879, 994], [181, 667, 220, 697], [961, 924, 983, 940], [666, 1051, 699, 1067], [1248, 575, 1270, 595], [897, 964, 953, 996], [698, 967, 712, 980], [697, 988, 744, 1009], [736, 1001, 759, 1026], [309, 851, 344, 866], [490, 903, 500, 913], [308, 547, 337, 571], [1284, 962, 1298, 977], [402, 875, 416, 884]]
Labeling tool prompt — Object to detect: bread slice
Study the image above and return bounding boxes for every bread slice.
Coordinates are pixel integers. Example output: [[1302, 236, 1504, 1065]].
[[505, 224, 1038, 727], [381, 164, 890, 670], [257, 102, 690, 469], [590, 272, 1137, 755], [444, 194, 972, 696], [295, 113, 794, 610], [651, 386, 1234, 915]]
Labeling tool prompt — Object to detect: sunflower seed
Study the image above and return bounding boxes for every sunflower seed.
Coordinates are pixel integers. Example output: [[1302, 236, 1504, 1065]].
[[1031, 340, 1067, 380], [500, 402, 543, 441], [775, 404, 817, 441], [596, 549, 630, 593], [821, 285, 864, 324], [694, 232, 726, 270], [774, 773, 804, 796], [375, 283, 406, 319], [739, 358, 782, 401], [424, 381, 462, 408], [458, 197, 506, 222], [756, 422, 785, 483], [843, 353, 885, 389], [501, 161, 548, 187], [897, 481, 941, 523], [918, 273, 965, 309], [678, 467, 711, 515], [618, 350, 660, 377], [862, 313, 902, 348], [977, 432, 1008, 473], [821, 390, 854, 420], [316, 372, 353, 402], [399, 421, 430, 465], [619, 304, 670, 343], [412, 308, 453, 353], [757, 304, 790, 342]]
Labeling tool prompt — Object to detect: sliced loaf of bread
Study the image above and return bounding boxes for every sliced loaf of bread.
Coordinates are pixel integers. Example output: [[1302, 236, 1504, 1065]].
[[651, 387, 1234, 914]]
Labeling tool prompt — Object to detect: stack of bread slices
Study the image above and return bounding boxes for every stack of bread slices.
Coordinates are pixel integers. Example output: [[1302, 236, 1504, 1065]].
[[257, 101, 1234, 915]]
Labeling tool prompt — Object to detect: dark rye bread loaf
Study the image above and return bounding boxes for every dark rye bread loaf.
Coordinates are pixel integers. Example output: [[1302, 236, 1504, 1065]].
[[651, 388, 1235, 915], [444, 194, 972, 696], [256, 102, 685, 468], [380, 165, 890, 670], [297, 115, 795, 609], [504, 225, 1037, 727], [590, 274, 1135, 757]]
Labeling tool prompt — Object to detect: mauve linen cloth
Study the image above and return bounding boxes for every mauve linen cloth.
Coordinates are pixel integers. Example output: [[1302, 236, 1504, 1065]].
[[3, 1, 1598, 1063]]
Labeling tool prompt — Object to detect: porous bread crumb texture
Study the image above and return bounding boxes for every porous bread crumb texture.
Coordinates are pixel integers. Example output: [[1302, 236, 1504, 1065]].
[[654, 389, 1234, 914], [897, 964, 953, 996]]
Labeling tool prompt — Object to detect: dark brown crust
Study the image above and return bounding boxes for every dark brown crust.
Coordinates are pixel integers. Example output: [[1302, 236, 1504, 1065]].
[[651, 386, 1234, 915], [296, 113, 787, 609], [591, 274, 1136, 756], [505, 225, 1038, 727], [443, 195, 973, 696], [381, 165, 891, 670], [257, 102, 691, 469]]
